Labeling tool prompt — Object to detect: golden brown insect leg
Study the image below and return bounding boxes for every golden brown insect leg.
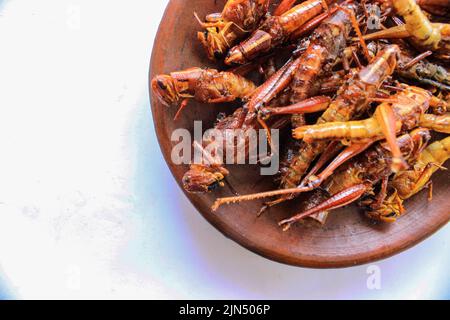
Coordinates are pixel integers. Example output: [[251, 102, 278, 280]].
[[307, 139, 378, 188], [274, 0, 297, 16], [278, 184, 368, 231], [401, 51, 432, 70], [359, 25, 410, 41], [211, 184, 312, 211], [374, 103, 407, 172], [245, 58, 296, 113], [337, 5, 371, 61], [290, 7, 338, 40], [367, 175, 390, 210], [300, 141, 343, 186], [173, 99, 190, 121], [419, 114, 450, 134], [259, 96, 331, 118], [247, 56, 304, 113], [208, 95, 237, 103]]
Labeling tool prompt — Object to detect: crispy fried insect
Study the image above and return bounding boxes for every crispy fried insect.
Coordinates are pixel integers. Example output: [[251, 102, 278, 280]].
[[367, 136, 450, 222], [183, 112, 289, 193], [151, 67, 256, 107], [168, 0, 450, 227], [211, 129, 431, 221], [289, 6, 339, 40], [244, 56, 305, 113], [286, 5, 357, 123], [183, 164, 230, 193], [224, 4, 366, 130], [366, 42, 450, 91], [370, 0, 450, 57], [182, 107, 252, 193], [196, 0, 270, 60], [419, 113, 450, 133], [182, 60, 297, 193], [280, 45, 399, 194], [278, 129, 431, 229], [225, 0, 333, 65], [293, 86, 432, 168], [260, 96, 332, 118], [397, 54, 450, 92], [255, 5, 359, 133], [274, 0, 298, 16]]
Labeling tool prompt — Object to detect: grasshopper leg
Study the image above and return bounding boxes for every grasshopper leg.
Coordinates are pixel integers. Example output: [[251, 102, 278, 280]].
[[419, 114, 450, 134], [274, 0, 297, 16], [301, 141, 343, 186], [374, 103, 407, 172], [279, 184, 368, 231], [307, 139, 378, 189], [359, 24, 410, 41], [259, 96, 331, 118], [173, 99, 190, 121]]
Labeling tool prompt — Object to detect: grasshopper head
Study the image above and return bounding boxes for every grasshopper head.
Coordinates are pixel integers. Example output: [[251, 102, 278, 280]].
[[151, 75, 179, 106]]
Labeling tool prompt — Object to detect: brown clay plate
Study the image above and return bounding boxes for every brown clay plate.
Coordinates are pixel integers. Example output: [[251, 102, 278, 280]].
[[149, 0, 450, 268]]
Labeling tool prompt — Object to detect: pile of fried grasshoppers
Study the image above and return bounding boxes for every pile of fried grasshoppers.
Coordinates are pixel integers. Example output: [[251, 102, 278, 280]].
[[152, 0, 450, 230]]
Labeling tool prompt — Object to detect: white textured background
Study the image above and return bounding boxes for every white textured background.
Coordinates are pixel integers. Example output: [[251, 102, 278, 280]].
[[0, 0, 448, 300]]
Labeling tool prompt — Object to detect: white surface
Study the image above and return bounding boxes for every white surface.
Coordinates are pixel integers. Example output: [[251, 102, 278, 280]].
[[0, 0, 448, 300]]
